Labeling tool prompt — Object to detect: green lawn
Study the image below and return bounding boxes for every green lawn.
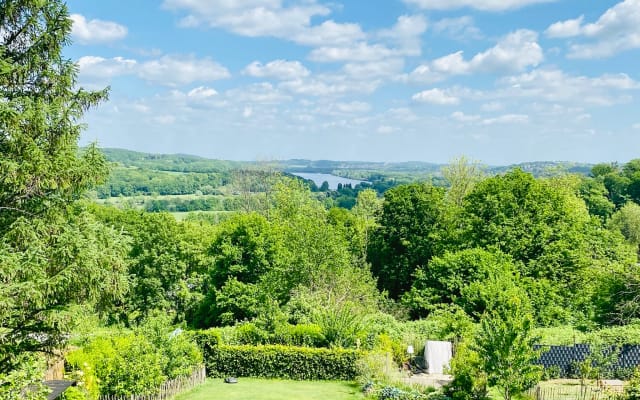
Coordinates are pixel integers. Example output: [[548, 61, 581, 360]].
[[174, 378, 365, 400]]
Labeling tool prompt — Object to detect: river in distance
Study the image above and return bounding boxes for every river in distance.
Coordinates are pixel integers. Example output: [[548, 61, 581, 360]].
[[291, 173, 368, 190]]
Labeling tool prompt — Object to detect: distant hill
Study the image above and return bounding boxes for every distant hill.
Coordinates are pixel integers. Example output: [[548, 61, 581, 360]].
[[98, 148, 593, 177]]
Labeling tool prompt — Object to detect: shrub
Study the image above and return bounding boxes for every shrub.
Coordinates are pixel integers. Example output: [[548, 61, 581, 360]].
[[67, 324, 203, 397], [204, 344, 360, 380], [60, 387, 87, 400], [234, 322, 270, 345], [68, 335, 166, 396], [626, 367, 640, 400], [274, 323, 327, 347]]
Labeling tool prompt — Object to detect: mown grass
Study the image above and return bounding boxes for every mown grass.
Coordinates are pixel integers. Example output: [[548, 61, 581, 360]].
[[174, 378, 365, 400]]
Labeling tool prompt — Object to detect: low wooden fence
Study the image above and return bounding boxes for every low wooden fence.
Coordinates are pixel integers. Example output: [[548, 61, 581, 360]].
[[527, 384, 624, 400], [99, 366, 206, 400]]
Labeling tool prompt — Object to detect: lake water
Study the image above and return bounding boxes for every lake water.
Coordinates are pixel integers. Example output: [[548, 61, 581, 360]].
[[291, 173, 368, 190]]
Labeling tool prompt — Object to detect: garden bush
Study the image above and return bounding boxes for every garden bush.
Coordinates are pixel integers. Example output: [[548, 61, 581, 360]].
[[66, 320, 203, 397], [273, 323, 327, 347], [204, 344, 360, 380]]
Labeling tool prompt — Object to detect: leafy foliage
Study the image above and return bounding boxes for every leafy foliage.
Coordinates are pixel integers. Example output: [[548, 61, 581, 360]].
[[204, 344, 360, 380], [472, 295, 542, 400]]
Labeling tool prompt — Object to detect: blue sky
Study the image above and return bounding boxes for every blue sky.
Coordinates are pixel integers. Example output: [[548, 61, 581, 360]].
[[67, 0, 640, 164]]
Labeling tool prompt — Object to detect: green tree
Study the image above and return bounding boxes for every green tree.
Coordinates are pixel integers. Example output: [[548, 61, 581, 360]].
[[0, 0, 128, 385], [442, 156, 485, 207], [368, 183, 447, 298], [404, 249, 517, 318], [472, 294, 542, 400], [609, 202, 640, 257]]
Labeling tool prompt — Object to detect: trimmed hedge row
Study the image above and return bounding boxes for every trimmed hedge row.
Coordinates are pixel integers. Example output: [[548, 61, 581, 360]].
[[204, 344, 361, 380]]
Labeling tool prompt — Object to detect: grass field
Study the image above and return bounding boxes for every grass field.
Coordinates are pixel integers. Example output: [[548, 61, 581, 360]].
[[174, 378, 365, 400]]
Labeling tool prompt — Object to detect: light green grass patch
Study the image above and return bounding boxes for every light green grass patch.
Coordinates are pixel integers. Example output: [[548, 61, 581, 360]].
[[174, 378, 365, 400]]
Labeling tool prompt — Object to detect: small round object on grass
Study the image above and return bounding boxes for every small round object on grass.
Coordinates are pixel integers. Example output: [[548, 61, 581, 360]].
[[224, 377, 238, 384]]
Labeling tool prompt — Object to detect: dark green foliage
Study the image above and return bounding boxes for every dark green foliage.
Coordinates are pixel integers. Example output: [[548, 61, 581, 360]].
[[368, 183, 447, 298], [90, 205, 213, 324], [204, 344, 360, 380], [0, 0, 133, 386], [404, 249, 517, 318]]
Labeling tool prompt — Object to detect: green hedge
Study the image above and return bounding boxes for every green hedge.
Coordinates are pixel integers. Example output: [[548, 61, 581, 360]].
[[205, 344, 360, 380]]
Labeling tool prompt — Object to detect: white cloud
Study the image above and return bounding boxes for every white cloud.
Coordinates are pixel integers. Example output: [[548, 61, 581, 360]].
[[332, 101, 371, 113], [292, 20, 366, 46], [77, 55, 230, 87], [164, 0, 329, 38], [545, 16, 585, 38], [314, 101, 372, 115], [378, 15, 428, 56], [433, 16, 483, 40], [545, 0, 640, 58], [498, 69, 640, 105], [409, 30, 542, 82], [412, 88, 460, 105], [243, 60, 310, 80], [226, 82, 291, 104], [482, 114, 529, 125], [138, 55, 230, 86], [163, 0, 368, 48], [451, 111, 480, 122], [188, 86, 218, 99], [243, 107, 253, 118], [77, 56, 137, 79], [468, 30, 543, 73], [633, 123, 640, 129], [279, 75, 380, 97], [70, 14, 127, 44], [403, 0, 556, 11], [308, 42, 396, 62], [343, 59, 405, 79]]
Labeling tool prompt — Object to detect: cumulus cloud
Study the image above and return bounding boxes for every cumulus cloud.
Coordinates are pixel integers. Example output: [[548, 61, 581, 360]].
[[279, 75, 381, 96], [137, 55, 230, 86], [403, 0, 557, 11], [243, 60, 310, 80], [77, 55, 230, 87], [409, 30, 542, 82], [343, 59, 405, 79], [163, 0, 370, 49], [292, 20, 366, 46], [77, 56, 136, 81], [71, 14, 128, 44], [451, 111, 480, 122], [412, 88, 460, 105], [481, 114, 529, 125], [308, 42, 397, 62], [188, 86, 218, 99], [498, 69, 640, 105], [433, 16, 483, 40], [545, 0, 640, 58], [378, 15, 428, 56]]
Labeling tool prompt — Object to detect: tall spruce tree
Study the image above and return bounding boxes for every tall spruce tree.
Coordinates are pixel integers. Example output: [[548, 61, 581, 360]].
[[0, 0, 128, 388]]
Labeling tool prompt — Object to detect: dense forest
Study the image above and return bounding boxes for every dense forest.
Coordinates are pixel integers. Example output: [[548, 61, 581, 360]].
[[2, 2, 640, 400]]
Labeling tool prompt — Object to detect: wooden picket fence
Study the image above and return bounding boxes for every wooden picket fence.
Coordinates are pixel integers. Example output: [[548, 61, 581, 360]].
[[527, 384, 624, 400], [99, 366, 206, 400]]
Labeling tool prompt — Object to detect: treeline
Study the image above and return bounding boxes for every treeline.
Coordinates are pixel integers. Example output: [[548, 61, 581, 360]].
[[78, 161, 640, 331], [95, 168, 226, 198]]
